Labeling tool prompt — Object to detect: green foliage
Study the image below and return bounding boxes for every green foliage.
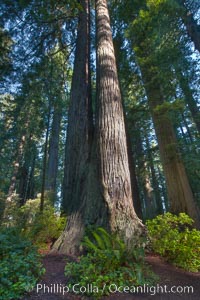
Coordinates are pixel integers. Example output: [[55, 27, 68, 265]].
[[153, 99, 185, 116], [0, 27, 13, 79], [146, 212, 200, 272], [2, 197, 66, 249], [26, 202, 66, 248], [65, 228, 156, 298], [0, 227, 45, 300]]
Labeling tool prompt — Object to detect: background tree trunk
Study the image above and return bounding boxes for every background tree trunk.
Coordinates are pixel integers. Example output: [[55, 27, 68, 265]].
[[6, 134, 26, 202], [178, 71, 200, 134], [145, 136, 164, 215], [176, 0, 200, 53], [45, 105, 62, 204], [40, 105, 51, 212], [141, 67, 200, 228]]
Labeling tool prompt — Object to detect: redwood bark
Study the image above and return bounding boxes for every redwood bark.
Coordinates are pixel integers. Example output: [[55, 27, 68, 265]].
[[52, 0, 93, 254], [94, 0, 144, 241], [52, 0, 144, 255], [141, 68, 200, 228], [61, 0, 93, 215], [134, 129, 156, 219]]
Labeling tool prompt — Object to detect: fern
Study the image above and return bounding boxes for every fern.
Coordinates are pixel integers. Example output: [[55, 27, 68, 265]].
[[82, 236, 99, 252], [96, 227, 113, 249], [65, 227, 156, 297], [82, 227, 126, 254], [91, 230, 106, 250]]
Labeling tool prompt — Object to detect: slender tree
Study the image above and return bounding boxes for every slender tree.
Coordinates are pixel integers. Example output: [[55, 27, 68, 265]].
[[45, 104, 62, 203]]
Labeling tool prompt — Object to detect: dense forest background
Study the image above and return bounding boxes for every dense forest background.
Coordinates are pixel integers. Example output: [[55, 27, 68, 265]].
[[0, 0, 200, 249], [1, 1, 200, 299]]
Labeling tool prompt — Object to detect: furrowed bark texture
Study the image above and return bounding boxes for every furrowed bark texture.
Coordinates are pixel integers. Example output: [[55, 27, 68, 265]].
[[53, 0, 144, 254], [61, 0, 92, 215], [95, 0, 144, 242], [52, 0, 92, 254]]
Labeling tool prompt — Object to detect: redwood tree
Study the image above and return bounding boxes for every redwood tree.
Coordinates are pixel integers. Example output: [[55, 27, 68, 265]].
[[93, 0, 144, 241], [52, 0, 93, 254], [52, 0, 144, 254]]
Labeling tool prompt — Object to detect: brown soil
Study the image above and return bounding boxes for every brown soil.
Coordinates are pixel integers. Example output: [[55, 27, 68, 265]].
[[23, 253, 200, 300]]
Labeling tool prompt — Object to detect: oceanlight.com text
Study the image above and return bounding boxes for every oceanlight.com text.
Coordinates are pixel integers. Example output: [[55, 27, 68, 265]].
[[36, 283, 194, 296]]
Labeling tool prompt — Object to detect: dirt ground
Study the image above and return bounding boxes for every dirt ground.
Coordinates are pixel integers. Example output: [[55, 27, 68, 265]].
[[23, 253, 200, 300]]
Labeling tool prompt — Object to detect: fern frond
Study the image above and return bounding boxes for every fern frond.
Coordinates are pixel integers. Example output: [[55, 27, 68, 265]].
[[96, 227, 113, 249], [82, 236, 99, 252], [91, 230, 106, 250]]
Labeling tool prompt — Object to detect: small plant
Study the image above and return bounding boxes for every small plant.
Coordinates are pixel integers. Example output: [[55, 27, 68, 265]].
[[65, 227, 156, 298], [146, 212, 200, 272], [0, 227, 45, 300]]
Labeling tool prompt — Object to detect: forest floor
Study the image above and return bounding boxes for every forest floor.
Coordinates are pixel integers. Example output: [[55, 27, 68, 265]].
[[23, 252, 200, 300]]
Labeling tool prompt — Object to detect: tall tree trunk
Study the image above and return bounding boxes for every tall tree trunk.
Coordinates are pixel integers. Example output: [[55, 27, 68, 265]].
[[52, 0, 144, 255], [18, 163, 28, 206], [52, 0, 93, 254], [40, 106, 51, 212], [176, 0, 200, 53], [6, 134, 26, 202], [18, 139, 37, 205], [143, 161, 155, 220], [135, 129, 156, 219], [145, 136, 164, 215], [61, 0, 93, 215], [129, 151, 143, 219], [125, 120, 143, 219], [141, 67, 200, 227], [45, 105, 62, 204], [181, 113, 194, 144], [93, 0, 143, 241], [25, 151, 36, 200], [3, 134, 26, 222], [178, 73, 200, 134]]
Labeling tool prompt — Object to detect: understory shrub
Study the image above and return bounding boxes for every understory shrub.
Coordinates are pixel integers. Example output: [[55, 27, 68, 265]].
[[146, 212, 200, 272], [65, 227, 156, 298], [2, 197, 66, 249], [0, 227, 45, 300], [25, 202, 66, 248]]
